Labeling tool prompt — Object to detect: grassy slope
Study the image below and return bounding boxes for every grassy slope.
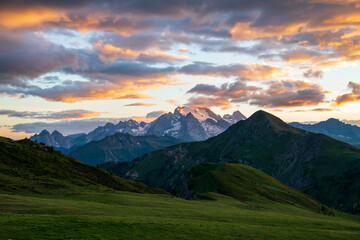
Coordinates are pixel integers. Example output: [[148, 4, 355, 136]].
[[1, 135, 360, 239], [186, 163, 328, 213], [70, 133, 182, 166], [0, 137, 164, 194], [1, 191, 360, 240], [111, 111, 360, 213]]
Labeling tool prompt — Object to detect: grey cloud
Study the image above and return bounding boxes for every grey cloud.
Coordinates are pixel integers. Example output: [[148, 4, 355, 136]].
[[0, 31, 78, 86], [146, 111, 167, 118], [11, 118, 121, 135], [0, 109, 101, 120], [248, 80, 326, 108], [303, 69, 324, 79], [187, 79, 326, 108]]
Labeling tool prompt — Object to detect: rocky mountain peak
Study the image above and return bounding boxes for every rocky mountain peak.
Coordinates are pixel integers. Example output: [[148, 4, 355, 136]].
[[232, 110, 246, 120], [31, 106, 247, 151], [39, 129, 50, 136], [51, 130, 63, 136]]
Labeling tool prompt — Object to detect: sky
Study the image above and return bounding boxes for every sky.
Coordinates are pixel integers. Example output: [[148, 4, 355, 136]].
[[1, 0, 360, 139]]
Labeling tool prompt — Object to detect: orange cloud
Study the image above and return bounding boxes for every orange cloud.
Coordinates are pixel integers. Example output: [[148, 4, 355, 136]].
[[0, 7, 67, 29], [55, 89, 152, 103], [167, 99, 178, 105], [232, 22, 306, 40], [247, 80, 327, 108], [293, 108, 338, 112], [311, 108, 338, 112], [124, 102, 156, 107], [95, 41, 190, 63], [95, 42, 138, 62], [334, 81, 360, 106], [19, 77, 178, 103], [229, 7, 360, 68], [235, 64, 286, 80]]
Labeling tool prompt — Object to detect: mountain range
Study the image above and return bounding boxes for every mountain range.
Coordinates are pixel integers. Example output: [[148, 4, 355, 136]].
[[290, 118, 360, 148], [30, 107, 246, 153], [69, 133, 182, 166], [105, 110, 360, 213]]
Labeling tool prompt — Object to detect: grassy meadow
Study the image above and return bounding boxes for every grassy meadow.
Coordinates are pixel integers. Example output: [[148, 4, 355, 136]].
[[1, 190, 360, 240]]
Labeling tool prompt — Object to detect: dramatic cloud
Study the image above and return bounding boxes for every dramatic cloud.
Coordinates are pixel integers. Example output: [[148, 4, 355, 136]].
[[1, 0, 360, 137], [1, 58, 179, 102], [180, 62, 285, 80], [187, 80, 326, 108], [249, 80, 326, 108], [186, 81, 259, 108], [94, 41, 190, 63], [188, 81, 260, 99], [334, 81, 360, 106], [0, 31, 78, 86], [0, 109, 101, 120]]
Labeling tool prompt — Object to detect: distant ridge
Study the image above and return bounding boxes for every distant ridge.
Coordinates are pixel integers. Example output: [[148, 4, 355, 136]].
[[290, 118, 360, 148], [31, 107, 246, 152], [105, 110, 360, 213], [69, 133, 182, 166]]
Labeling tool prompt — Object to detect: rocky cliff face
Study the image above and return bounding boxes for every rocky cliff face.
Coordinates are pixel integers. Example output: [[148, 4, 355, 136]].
[[30, 130, 74, 149]]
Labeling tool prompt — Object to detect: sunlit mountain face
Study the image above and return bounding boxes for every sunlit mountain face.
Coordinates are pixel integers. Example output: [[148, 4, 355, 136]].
[[1, 0, 360, 139]]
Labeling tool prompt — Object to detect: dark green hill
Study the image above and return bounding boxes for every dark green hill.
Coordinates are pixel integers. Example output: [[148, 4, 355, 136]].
[[70, 133, 181, 166], [0, 137, 165, 194], [182, 163, 331, 214], [107, 110, 360, 213]]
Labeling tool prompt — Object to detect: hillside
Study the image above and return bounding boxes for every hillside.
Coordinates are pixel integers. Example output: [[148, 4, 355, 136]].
[[2, 189, 360, 240], [107, 110, 360, 213], [290, 118, 360, 148], [0, 137, 164, 194], [182, 163, 330, 213], [1, 136, 360, 239], [70, 133, 182, 166]]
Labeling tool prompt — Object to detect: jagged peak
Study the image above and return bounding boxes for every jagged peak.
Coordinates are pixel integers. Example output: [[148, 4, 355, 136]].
[[232, 110, 246, 119], [105, 122, 115, 127], [39, 129, 50, 135], [324, 118, 341, 123], [51, 130, 63, 136], [174, 106, 221, 122], [127, 119, 138, 123]]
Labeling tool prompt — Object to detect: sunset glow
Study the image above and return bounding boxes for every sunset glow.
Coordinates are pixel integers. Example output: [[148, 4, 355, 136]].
[[1, 0, 360, 139]]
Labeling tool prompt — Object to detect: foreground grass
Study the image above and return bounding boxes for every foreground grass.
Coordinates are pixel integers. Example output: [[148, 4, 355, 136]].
[[1, 191, 359, 240]]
